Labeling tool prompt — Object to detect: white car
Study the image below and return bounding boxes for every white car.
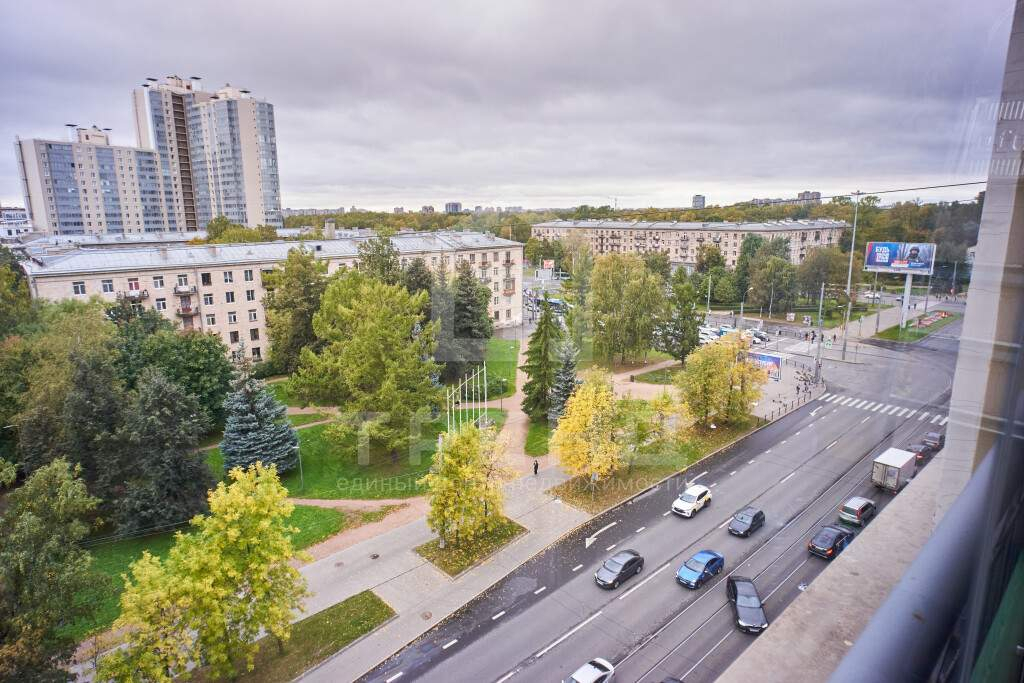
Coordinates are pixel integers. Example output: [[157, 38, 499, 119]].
[[672, 484, 712, 517], [566, 657, 615, 683]]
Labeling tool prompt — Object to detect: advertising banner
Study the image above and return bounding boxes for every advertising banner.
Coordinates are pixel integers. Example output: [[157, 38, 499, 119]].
[[748, 351, 782, 381], [542, 259, 555, 269], [864, 242, 936, 275]]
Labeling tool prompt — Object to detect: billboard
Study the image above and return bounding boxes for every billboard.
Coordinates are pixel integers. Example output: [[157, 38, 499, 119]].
[[542, 259, 555, 269], [864, 242, 935, 275], [748, 351, 782, 381]]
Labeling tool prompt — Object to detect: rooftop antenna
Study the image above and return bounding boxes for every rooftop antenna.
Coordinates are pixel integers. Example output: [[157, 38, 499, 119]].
[[145, 77, 158, 82]]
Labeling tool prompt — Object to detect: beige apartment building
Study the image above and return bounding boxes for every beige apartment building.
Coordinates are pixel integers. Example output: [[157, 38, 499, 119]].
[[531, 218, 847, 269], [19, 231, 524, 361]]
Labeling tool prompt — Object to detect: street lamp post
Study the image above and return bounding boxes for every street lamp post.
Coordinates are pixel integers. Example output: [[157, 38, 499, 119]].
[[738, 286, 753, 330], [841, 191, 862, 361]]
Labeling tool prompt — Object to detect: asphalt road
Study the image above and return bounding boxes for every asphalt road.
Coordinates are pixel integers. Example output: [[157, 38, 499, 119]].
[[358, 319, 960, 683]]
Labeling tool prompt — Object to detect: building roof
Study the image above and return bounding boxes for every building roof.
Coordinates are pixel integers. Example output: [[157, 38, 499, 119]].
[[20, 230, 522, 278], [532, 218, 847, 232]]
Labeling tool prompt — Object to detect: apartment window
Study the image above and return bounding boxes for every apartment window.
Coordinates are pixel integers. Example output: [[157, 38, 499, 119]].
[[201, 272, 212, 286], [229, 330, 240, 343], [244, 269, 254, 282], [250, 328, 260, 341], [225, 291, 235, 303], [251, 347, 262, 360], [248, 309, 258, 322], [203, 293, 214, 306], [506, 309, 511, 319], [155, 298, 167, 311], [72, 281, 86, 295], [228, 311, 238, 324], [431, 256, 437, 265], [470, 253, 476, 263], [127, 277, 140, 291], [177, 274, 188, 286], [494, 310, 500, 320], [205, 314, 216, 326], [246, 289, 256, 301], [223, 271, 234, 284], [152, 275, 164, 289], [101, 279, 114, 293], [493, 268, 498, 276]]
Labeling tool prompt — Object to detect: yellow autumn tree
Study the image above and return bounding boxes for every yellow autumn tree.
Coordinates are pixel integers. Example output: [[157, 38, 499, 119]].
[[551, 370, 622, 482], [674, 333, 766, 426]]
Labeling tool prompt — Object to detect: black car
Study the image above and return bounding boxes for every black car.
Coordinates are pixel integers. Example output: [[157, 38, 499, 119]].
[[808, 525, 855, 560], [726, 576, 769, 634], [907, 442, 935, 464], [594, 549, 644, 589], [728, 506, 765, 537], [922, 430, 945, 450]]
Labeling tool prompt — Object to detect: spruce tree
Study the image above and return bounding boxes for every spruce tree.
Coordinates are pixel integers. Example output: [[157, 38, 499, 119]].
[[220, 367, 299, 475], [520, 298, 562, 422], [547, 339, 580, 425]]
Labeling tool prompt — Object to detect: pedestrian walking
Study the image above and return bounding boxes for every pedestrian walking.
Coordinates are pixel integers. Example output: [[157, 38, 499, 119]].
[[533, 459, 539, 476], [832, 333, 837, 343]]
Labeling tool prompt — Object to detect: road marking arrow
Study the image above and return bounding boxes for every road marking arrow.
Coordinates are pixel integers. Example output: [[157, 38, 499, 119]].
[[585, 521, 618, 548]]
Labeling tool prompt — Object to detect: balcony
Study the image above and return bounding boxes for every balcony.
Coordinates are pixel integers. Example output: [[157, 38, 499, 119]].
[[175, 304, 201, 317], [503, 258, 516, 267], [173, 284, 196, 295], [122, 289, 149, 301]]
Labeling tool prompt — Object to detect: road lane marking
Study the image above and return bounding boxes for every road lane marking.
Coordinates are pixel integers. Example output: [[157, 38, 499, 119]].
[[730, 470, 737, 476], [821, 392, 833, 400], [585, 521, 618, 548], [932, 414, 942, 424], [779, 472, 796, 484], [534, 586, 547, 595], [442, 639, 458, 649], [826, 440, 838, 449], [535, 611, 604, 657], [492, 611, 506, 620], [764, 558, 811, 601], [663, 511, 672, 516], [718, 520, 730, 529], [618, 562, 671, 601], [872, 403, 883, 412], [385, 673, 404, 683], [889, 405, 902, 415], [795, 431, 801, 436], [853, 399, 867, 408], [572, 564, 583, 572], [495, 670, 518, 683], [709, 482, 718, 487], [897, 408, 909, 417], [765, 449, 772, 453], [690, 470, 709, 482], [635, 526, 646, 533], [810, 406, 821, 417], [749, 459, 756, 464], [862, 401, 876, 410], [940, 416, 949, 425], [681, 631, 733, 680], [606, 544, 617, 551], [907, 409, 916, 418], [861, 416, 871, 424], [918, 411, 929, 421]]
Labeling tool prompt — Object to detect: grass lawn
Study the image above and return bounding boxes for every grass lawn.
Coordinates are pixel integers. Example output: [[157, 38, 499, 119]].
[[577, 336, 673, 373], [268, 379, 334, 408], [486, 338, 520, 398], [415, 516, 526, 576], [876, 312, 961, 342], [277, 409, 507, 500], [71, 504, 346, 641], [189, 590, 395, 683], [525, 422, 552, 456], [550, 418, 757, 514], [632, 364, 681, 385]]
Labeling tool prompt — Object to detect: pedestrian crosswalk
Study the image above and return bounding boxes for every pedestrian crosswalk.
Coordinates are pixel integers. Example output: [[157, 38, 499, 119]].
[[818, 393, 949, 425]]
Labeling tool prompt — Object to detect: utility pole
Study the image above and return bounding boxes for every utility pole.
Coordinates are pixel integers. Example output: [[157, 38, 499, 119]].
[[924, 268, 933, 315], [706, 272, 712, 314], [814, 282, 825, 383], [951, 261, 959, 297], [768, 282, 775, 320], [841, 191, 861, 361], [874, 271, 881, 335]]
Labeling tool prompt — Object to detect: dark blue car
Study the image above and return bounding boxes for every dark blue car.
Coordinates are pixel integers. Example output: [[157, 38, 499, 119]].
[[676, 550, 725, 589]]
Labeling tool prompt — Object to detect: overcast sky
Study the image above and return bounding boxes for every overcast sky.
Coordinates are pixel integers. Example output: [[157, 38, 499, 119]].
[[1, 0, 1012, 210]]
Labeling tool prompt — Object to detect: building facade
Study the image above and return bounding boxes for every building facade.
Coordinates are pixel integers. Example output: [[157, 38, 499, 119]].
[[692, 194, 706, 209], [531, 218, 847, 269], [445, 202, 463, 214], [1, 206, 31, 238], [20, 231, 524, 361]]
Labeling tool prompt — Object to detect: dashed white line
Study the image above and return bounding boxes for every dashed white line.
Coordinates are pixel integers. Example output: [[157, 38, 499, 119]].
[[385, 673, 404, 683], [779, 471, 796, 484], [718, 520, 730, 529], [535, 611, 604, 658], [618, 562, 671, 601], [681, 631, 733, 680], [764, 558, 811, 601], [635, 526, 646, 533], [765, 449, 772, 454], [861, 416, 870, 424], [872, 403, 883, 412], [729, 470, 737, 476], [709, 482, 718, 488], [840, 397, 854, 406], [939, 416, 949, 425], [918, 411, 929, 421], [492, 611, 506, 620], [606, 544, 617, 551], [826, 439, 838, 449], [690, 470, 709, 482], [821, 392, 833, 400], [852, 399, 867, 408], [897, 407, 909, 417], [494, 670, 518, 683], [749, 459, 756, 464], [662, 511, 672, 517], [906, 409, 917, 418], [780, 440, 787, 444], [795, 431, 801, 436], [534, 586, 547, 595], [572, 564, 583, 572], [888, 405, 901, 415], [442, 639, 458, 650]]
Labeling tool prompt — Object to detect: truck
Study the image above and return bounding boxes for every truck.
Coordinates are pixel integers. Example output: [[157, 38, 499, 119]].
[[871, 447, 917, 492]]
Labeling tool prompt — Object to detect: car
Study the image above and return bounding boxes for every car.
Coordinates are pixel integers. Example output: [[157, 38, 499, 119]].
[[566, 658, 615, 683], [672, 484, 712, 517], [726, 575, 769, 634], [906, 442, 935, 464], [922, 431, 945, 450], [751, 329, 770, 343], [838, 496, 877, 526], [676, 550, 725, 589], [594, 549, 644, 589], [808, 525, 855, 560], [728, 506, 765, 537]]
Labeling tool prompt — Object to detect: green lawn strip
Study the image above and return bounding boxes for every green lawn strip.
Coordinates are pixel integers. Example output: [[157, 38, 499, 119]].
[[279, 409, 507, 500], [189, 590, 395, 683], [288, 412, 330, 427], [268, 379, 334, 409], [632, 365, 681, 385], [415, 516, 527, 576], [70, 505, 345, 641], [525, 421, 552, 456], [875, 312, 961, 342], [576, 336, 673, 372], [485, 338, 520, 398], [549, 418, 756, 514]]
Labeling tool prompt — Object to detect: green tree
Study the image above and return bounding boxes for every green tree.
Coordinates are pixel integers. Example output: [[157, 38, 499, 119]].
[[263, 247, 329, 375], [658, 269, 704, 362], [108, 305, 175, 390], [547, 339, 580, 425], [0, 459, 106, 681], [402, 257, 434, 303], [0, 250, 31, 338], [220, 367, 298, 475], [116, 368, 213, 531], [451, 260, 493, 377], [734, 234, 765, 296], [673, 340, 731, 426], [521, 298, 562, 422], [719, 334, 768, 423], [562, 247, 594, 347], [590, 254, 663, 364], [642, 251, 671, 281], [357, 234, 401, 285], [420, 425, 507, 547], [712, 268, 737, 304], [204, 215, 240, 240], [141, 330, 234, 423], [749, 256, 797, 312], [695, 244, 725, 273]]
